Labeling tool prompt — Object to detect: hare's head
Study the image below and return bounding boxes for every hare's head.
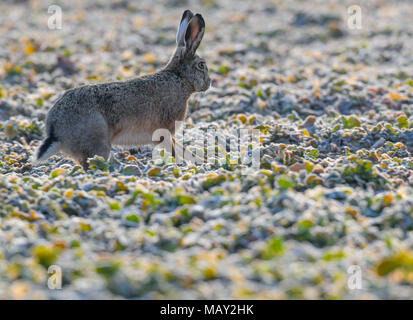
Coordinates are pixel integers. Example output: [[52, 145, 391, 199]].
[[166, 10, 210, 92]]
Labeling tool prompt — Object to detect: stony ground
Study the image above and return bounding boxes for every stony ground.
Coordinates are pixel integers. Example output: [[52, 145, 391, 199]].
[[0, 0, 413, 299]]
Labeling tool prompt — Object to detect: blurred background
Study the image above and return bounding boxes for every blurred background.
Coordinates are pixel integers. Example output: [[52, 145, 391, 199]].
[[1, 0, 412, 88]]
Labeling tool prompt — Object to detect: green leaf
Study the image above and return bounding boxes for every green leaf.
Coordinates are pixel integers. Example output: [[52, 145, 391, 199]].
[[342, 116, 361, 129], [32, 245, 59, 268], [96, 261, 120, 279], [376, 251, 413, 276], [88, 156, 108, 171], [405, 78, 413, 87], [261, 236, 284, 259], [322, 250, 345, 261], [218, 65, 229, 75], [177, 194, 196, 205], [124, 189, 142, 207], [307, 149, 319, 159], [36, 97, 43, 107], [125, 213, 140, 224], [109, 201, 121, 210], [396, 115, 408, 129], [147, 167, 160, 176], [278, 175, 294, 189]]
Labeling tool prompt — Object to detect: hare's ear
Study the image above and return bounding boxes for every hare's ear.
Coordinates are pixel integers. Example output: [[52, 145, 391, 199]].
[[176, 10, 194, 47], [184, 14, 205, 57]]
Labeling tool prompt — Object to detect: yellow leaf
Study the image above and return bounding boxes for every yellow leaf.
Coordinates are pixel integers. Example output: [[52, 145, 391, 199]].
[[228, 13, 247, 23], [39, 88, 53, 99], [257, 98, 266, 109], [394, 142, 406, 149], [64, 189, 73, 199], [144, 53, 155, 63], [313, 164, 324, 173], [271, 162, 286, 173], [383, 194, 393, 207], [147, 167, 160, 176], [346, 76, 357, 84], [388, 91, 407, 101], [97, 191, 106, 197], [86, 74, 99, 80], [11, 281, 28, 299], [345, 206, 358, 218], [121, 66, 134, 77], [301, 129, 310, 137], [23, 40, 36, 55], [132, 17, 143, 29], [305, 174, 316, 184], [122, 50, 133, 60], [237, 114, 247, 123], [313, 87, 320, 99]]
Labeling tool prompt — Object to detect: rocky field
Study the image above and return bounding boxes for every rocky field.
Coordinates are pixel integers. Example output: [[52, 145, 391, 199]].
[[0, 0, 413, 299]]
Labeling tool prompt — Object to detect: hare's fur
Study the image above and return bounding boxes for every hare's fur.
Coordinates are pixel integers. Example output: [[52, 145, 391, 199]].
[[35, 10, 210, 170]]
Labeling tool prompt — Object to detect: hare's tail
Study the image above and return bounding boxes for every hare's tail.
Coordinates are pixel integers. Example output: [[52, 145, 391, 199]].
[[34, 126, 61, 163]]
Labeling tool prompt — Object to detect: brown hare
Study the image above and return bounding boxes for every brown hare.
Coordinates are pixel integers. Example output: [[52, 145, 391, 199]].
[[35, 10, 210, 170]]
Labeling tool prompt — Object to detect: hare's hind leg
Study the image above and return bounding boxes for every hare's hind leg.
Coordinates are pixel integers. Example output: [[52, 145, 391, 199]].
[[62, 113, 111, 171], [77, 125, 111, 171], [78, 142, 111, 171]]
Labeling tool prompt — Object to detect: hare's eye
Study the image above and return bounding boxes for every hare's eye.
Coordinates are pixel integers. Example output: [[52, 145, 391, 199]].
[[197, 62, 205, 70]]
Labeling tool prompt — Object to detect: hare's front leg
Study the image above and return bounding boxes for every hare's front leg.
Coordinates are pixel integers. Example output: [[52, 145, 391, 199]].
[[171, 136, 204, 164], [171, 137, 177, 158], [154, 136, 203, 164]]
